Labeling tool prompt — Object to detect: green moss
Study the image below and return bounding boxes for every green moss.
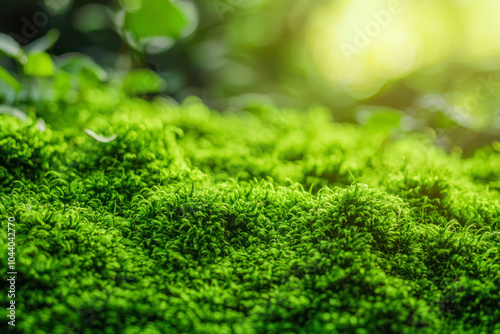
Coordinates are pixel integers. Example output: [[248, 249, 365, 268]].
[[1, 95, 500, 333]]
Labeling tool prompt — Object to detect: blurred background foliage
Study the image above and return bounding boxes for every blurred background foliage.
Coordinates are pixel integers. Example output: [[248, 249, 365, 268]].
[[1, 0, 500, 156]]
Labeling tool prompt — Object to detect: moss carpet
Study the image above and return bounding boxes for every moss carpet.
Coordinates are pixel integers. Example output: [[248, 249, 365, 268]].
[[1, 95, 500, 333]]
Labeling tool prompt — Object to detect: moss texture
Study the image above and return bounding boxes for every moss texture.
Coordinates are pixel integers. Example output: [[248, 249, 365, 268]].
[[1, 96, 500, 333]]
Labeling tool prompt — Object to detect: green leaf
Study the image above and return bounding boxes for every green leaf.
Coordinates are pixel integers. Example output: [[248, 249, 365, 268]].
[[356, 107, 403, 133], [57, 54, 108, 81], [73, 4, 111, 32], [0, 33, 23, 60], [26, 29, 60, 54], [123, 0, 187, 43], [24, 52, 56, 77], [122, 69, 167, 95], [0, 65, 21, 91]]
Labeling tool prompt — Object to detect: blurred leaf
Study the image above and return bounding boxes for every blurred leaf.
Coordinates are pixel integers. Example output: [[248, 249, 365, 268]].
[[122, 69, 167, 95], [43, 0, 72, 14], [24, 52, 56, 77], [123, 0, 187, 43], [74, 4, 111, 32], [26, 29, 60, 54], [0, 33, 24, 61], [143, 36, 175, 54], [357, 107, 404, 133], [57, 53, 108, 81], [0, 105, 28, 122], [0, 65, 21, 91]]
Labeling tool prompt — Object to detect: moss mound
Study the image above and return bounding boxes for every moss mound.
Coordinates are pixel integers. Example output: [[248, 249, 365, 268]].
[[1, 96, 500, 333]]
